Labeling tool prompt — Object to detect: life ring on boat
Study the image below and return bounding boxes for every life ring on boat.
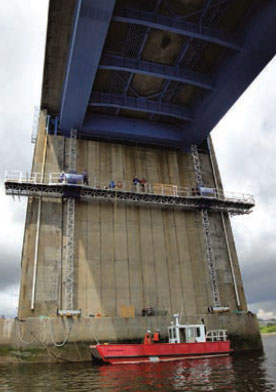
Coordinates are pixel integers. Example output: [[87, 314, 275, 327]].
[[117, 181, 123, 188]]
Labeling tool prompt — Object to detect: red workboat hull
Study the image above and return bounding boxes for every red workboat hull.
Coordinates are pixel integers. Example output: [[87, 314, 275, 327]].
[[90, 341, 232, 365]]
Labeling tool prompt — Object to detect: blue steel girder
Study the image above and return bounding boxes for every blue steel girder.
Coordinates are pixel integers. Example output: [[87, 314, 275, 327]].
[[179, 0, 230, 21], [199, 0, 213, 31], [113, 8, 241, 51], [59, 0, 116, 131], [81, 114, 185, 146], [186, 1, 276, 146], [99, 54, 214, 90], [89, 92, 193, 122]]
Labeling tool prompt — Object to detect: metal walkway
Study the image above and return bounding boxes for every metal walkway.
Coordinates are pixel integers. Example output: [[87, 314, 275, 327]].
[[5, 171, 254, 215]]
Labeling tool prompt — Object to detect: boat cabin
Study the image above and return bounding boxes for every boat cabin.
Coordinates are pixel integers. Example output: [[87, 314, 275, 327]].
[[168, 314, 228, 344], [168, 314, 206, 343]]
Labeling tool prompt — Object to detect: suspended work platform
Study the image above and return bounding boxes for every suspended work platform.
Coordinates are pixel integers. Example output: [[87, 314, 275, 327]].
[[5, 171, 254, 215]]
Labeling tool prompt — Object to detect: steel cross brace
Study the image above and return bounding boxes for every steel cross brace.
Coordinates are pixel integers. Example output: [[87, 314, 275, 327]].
[[100, 54, 214, 90], [113, 8, 241, 50], [89, 92, 193, 122]]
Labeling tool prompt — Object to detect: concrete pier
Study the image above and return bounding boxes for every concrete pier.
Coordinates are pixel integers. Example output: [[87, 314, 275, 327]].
[[2, 112, 260, 362], [18, 114, 248, 319]]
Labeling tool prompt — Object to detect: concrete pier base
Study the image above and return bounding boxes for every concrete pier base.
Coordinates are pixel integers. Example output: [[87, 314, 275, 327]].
[[0, 313, 262, 364]]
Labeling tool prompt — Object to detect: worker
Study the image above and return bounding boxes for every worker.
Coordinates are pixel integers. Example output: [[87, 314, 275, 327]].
[[82, 169, 89, 185], [59, 171, 65, 183], [140, 177, 147, 192], [153, 329, 161, 343], [109, 180, 115, 189], [144, 330, 152, 344], [132, 176, 140, 191]]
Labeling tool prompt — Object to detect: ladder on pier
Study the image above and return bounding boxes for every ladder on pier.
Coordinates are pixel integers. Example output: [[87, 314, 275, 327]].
[[191, 145, 220, 307], [63, 129, 77, 313]]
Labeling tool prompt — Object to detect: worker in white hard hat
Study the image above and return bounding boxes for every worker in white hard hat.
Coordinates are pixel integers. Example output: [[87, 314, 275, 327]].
[[144, 330, 152, 344]]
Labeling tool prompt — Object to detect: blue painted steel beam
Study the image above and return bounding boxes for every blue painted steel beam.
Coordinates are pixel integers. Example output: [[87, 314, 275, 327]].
[[89, 92, 193, 122], [180, 0, 230, 21], [113, 8, 241, 50], [99, 54, 214, 90], [81, 114, 185, 146], [186, 1, 276, 146], [59, 0, 116, 131], [199, 0, 213, 32], [123, 26, 151, 95]]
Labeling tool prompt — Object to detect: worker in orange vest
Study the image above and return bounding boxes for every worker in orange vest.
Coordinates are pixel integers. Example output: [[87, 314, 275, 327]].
[[153, 329, 161, 343], [144, 330, 152, 344]]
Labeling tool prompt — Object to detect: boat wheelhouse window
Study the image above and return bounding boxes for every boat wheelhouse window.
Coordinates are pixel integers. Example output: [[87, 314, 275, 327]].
[[172, 328, 176, 339], [169, 328, 177, 339], [179, 328, 186, 343], [197, 327, 201, 337]]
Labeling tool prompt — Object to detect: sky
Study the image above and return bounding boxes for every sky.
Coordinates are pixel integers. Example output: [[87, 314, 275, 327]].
[[0, 1, 275, 320]]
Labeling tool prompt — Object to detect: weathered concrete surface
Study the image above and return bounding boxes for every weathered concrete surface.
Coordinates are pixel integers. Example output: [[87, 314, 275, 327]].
[[18, 135, 247, 317], [15, 112, 259, 351], [0, 312, 262, 364]]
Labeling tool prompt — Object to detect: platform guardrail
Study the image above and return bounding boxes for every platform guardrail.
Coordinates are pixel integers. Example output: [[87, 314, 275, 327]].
[[4, 170, 255, 206]]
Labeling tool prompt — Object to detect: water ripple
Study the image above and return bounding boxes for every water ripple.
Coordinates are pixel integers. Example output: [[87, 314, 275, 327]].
[[0, 335, 275, 392]]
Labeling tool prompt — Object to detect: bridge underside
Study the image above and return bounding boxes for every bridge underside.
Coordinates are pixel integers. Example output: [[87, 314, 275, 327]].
[[41, 0, 276, 149]]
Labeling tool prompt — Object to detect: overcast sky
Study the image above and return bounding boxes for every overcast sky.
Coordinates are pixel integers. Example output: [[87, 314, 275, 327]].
[[0, 1, 275, 320]]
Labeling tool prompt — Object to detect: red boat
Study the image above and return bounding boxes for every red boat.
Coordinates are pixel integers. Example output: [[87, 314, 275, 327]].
[[90, 314, 232, 365]]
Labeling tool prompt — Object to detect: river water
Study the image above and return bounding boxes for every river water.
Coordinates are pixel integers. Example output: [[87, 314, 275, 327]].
[[0, 335, 275, 391]]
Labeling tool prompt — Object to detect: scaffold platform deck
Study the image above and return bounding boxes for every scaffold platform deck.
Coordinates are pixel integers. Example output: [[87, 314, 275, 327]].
[[4, 172, 255, 215]]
